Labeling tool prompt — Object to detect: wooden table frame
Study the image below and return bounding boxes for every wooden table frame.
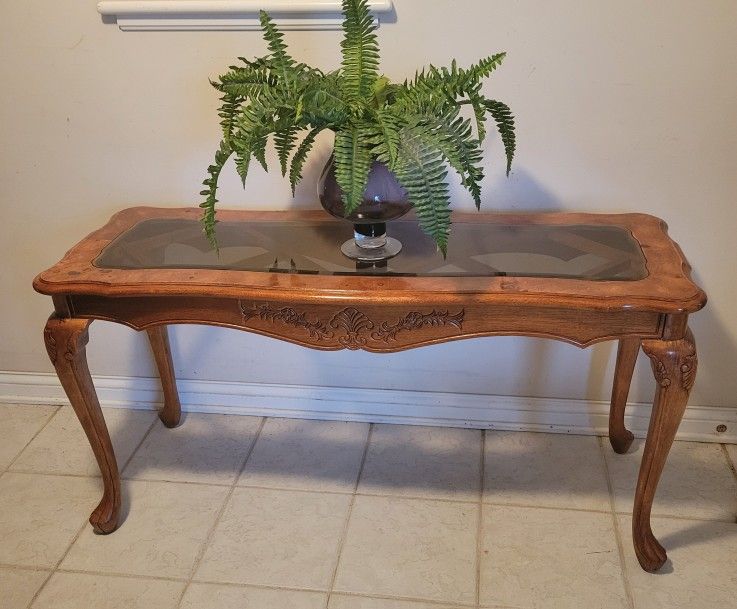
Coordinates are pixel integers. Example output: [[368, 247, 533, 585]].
[[34, 207, 707, 573]]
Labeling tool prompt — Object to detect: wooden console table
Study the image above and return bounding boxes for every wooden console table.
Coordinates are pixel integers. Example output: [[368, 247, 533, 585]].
[[34, 206, 706, 572]]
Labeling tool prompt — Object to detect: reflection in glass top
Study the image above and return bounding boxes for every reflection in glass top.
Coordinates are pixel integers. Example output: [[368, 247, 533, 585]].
[[94, 218, 647, 280]]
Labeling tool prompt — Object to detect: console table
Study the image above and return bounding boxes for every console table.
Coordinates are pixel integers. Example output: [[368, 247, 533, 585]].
[[33, 206, 706, 572]]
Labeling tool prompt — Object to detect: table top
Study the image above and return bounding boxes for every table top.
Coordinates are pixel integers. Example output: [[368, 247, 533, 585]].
[[34, 207, 706, 313]]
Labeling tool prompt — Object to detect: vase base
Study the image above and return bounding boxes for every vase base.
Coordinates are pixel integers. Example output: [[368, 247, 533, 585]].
[[341, 237, 402, 261]]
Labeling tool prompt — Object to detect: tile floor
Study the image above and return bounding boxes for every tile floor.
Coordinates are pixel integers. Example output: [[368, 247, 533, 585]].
[[1, 403, 736, 609]]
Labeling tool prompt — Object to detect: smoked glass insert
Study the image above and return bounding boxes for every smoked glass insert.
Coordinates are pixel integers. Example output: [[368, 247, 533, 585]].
[[94, 218, 647, 280]]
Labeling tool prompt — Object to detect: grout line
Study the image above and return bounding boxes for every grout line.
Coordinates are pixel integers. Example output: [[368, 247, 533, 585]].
[[598, 436, 635, 609], [475, 429, 485, 608], [173, 416, 268, 609], [330, 589, 478, 608], [52, 567, 189, 584], [325, 423, 374, 609], [720, 443, 737, 483], [612, 510, 737, 524], [24, 568, 56, 608], [4, 404, 63, 473], [28, 507, 97, 607], [118, 415, 160, 476]]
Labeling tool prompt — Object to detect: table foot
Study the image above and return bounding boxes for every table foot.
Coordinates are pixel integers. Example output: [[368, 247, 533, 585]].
[[146, 326, 181, 428], [634, 328, 696, 571], [609, 338, 640, 454], [44, 316, 121, 533]]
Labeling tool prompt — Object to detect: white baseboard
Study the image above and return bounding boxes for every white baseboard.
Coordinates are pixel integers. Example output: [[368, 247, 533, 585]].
[[0, 371, 735, 443]]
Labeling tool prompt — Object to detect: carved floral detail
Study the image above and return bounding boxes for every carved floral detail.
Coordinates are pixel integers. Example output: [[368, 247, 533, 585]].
[[239, 302, 333, 340], [680, 352, 697, 391], [644, 333, 697, 392], [371, 309, 465, 342], [652, 359, 672, 388], [44, 321, 86, 366], [239, 302, 465, 349], [329, 308, 374, 349]]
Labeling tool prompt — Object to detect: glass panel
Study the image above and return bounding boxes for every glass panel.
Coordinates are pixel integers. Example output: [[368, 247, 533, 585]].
[[94, 218, 647, 280]]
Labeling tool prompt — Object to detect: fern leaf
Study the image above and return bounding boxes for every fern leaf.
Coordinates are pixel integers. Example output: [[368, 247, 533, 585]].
[[418, 111, 485, 208], [366, 109, 401, 167], [334, 125, 372, 213], [199, 140, 233, 250], [289, 127, 323, 195], [231, 140, 251, 186], [483, 99, 516, 175], [217, 93, 242, 141], [340, 0, 380, 102], [259, 11, 297, 92], [274, 123, 299, 176], [393, 124, 452, 255]]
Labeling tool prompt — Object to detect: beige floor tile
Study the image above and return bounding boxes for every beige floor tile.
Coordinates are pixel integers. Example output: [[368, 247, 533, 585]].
[[195, 487, 351, 589], [0, 404, 57, 470], [480, 505, 628, 609], [0, 473, 101, 568], [358, 425, 481, 501], [31, 572, 184, 609], [181, 582, 327, 609], [123, 413, 262, 485], [619, 515, 737, 609], [61, 480, 228, 578], [605, 439, 737, 521], [0, 567, 49, 609], [334, 496, 477, 604], [328, 595, 470, 609], [238, 418, 369, 492], [484, 431, 610, 511], [11, 407, 155, 477]]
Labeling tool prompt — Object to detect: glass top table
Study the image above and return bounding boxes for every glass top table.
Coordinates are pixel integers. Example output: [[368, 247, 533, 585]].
[[34, 207, 706, 574], [94, 217, 648, 281]]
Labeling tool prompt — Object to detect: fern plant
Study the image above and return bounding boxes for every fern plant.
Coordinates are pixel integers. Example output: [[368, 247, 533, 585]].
[[201, 0, 515, 255]]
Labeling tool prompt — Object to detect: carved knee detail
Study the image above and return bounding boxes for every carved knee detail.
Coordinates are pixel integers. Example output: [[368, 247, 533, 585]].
[[642, 328, 697, 393], [44, 316, 91, 367]]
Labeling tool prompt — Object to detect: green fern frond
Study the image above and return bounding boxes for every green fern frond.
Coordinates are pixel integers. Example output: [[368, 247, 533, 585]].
[[217, 93, 243, 141], [199, 140, 233, 250], [428, 53, 506, 97], [483, 99, 516, 175], [340, 0, 380, 102], [419, 110, 485, 208], [300, 75, 349, 126], [214, 63, 277, 98], [258, 11, 297, 92], [274, 124, 300, 176], [393, 124, 452, 256], [289, 127, 323, 194], [366, 109, 402, 167], [334, 125, 372, 213], [230, 139, 251, 186]]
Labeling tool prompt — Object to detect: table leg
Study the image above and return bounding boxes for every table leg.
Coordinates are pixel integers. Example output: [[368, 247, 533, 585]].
[[634, 328, 697, 571], [44, 316, 121, 533], [609, 338, 640, 454], [146, 326, 181, 428]]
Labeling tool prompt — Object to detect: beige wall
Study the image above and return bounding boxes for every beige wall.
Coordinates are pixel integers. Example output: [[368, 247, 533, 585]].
[[2, 0, 736, 407]]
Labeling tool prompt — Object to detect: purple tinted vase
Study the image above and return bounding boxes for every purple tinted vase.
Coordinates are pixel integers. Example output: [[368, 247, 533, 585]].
[[318, 156, 412, 260]]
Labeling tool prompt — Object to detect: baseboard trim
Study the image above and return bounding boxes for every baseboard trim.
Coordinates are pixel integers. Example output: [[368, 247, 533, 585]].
[[0, 371, 734, 443]]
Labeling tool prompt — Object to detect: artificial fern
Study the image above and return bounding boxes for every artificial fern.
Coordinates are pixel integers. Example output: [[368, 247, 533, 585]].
[[201, 0, 516, 255]]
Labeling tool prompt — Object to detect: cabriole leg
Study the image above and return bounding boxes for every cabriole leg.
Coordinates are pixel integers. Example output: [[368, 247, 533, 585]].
[[634, 328, 697, 571], [146, 326, 181, 428], [44, 315, 121, 533], [609, 338, 640, 453]]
